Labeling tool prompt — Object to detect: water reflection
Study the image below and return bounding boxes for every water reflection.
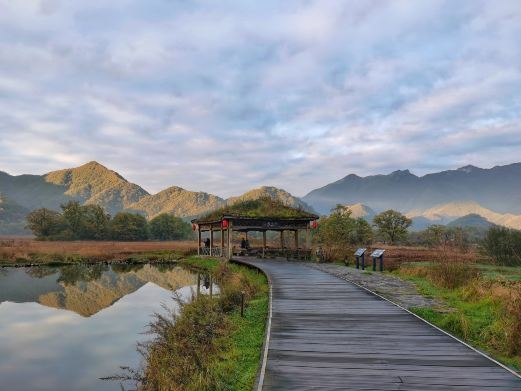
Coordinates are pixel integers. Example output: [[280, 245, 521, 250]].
[[0, 263, 214, 391]]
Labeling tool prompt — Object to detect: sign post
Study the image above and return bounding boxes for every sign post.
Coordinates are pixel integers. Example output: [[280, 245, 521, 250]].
[[354, 248, 366, 270], [370, 249, 385, 271]]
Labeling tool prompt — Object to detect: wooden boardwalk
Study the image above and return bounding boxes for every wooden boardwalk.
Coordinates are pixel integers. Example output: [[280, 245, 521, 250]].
[[236, 258, 521, 391]]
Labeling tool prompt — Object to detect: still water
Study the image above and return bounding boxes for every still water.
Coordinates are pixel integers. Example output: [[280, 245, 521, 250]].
[[0, 263, 210, 391]]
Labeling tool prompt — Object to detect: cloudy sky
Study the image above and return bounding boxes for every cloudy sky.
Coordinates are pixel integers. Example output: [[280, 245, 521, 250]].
[[0, 0, 520, 197]]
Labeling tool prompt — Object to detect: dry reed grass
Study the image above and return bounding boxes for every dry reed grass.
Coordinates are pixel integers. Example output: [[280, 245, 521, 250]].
[[0, 238, 197, 263]]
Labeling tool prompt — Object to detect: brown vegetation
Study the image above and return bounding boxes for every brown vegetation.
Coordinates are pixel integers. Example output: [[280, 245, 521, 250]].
[[0, 238, 197, 264], [339, 244, 484, 271], [398, 248, 480, 289], [394, 249, 521, 369]]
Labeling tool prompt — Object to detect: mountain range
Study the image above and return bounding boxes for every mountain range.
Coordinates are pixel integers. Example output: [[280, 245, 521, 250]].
[[1, 161, 521, 235], [303, 164, 521, 215], [0, 161, 312, 234]]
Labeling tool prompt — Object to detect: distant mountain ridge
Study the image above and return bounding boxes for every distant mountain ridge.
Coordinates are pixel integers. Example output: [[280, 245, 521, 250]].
[[44, 161, 149, 215], [406, 201, 521, 230], [447, 214, 494, 230], [3, 161, 521, 235], [128, 186, 226, 220], [344, 203, 376, 221], [303, 163, 521, 215], [0, 162, 312, 234]]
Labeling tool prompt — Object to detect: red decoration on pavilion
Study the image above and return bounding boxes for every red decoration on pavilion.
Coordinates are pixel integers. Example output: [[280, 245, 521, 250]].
[[222, 219, 229, 229], [192, 223, 197, 231], [311, 220, 318, 229]]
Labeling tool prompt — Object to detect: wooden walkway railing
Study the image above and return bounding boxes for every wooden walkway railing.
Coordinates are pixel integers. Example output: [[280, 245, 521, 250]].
[[235, 258, 521, 391]]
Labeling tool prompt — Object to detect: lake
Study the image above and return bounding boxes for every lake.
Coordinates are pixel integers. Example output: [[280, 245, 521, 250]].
[[0, 263, 212, 391]]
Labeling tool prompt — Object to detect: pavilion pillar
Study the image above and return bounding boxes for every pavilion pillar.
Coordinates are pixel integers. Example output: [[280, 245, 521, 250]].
[[210, 227, 214, 256], [280, 230, 284, 249], [197, 226, 201, 256], [245, 231, 249, 241], [262, 231, 267, 258], [306, 226, 311, 250], [294, 230, 299, 249], [227, 223, 233, 260], [220, 227, 224, 257]]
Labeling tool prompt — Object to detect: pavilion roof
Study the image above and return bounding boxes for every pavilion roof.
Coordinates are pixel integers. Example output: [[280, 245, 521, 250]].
[[192, 197, 318, 224]]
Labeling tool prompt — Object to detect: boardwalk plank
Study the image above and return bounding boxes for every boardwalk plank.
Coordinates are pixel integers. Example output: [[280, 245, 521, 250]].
[[235, 258, 521, 391]]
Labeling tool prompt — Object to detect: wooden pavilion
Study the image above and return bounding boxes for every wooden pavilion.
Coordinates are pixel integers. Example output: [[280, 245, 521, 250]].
[[191, 198, 319, 260]]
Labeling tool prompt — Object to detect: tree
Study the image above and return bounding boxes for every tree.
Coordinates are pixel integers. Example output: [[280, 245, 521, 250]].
[[25, 208, 64, 238], [481, 226, 521, 266], [61, 201, 85, 239], [373, 210, 412, 244], [149, 213, 192, 240], [313, 206, 373, 261], [110, 212, 148, 241], [353, 218, 374, 244], [82, 204, 111, 240], [421, 225, 446, 247]]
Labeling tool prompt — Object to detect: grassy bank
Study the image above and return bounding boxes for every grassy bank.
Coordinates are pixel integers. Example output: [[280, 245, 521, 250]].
[[133, 257, 269, 391], [394, 261, 521, 372], [0, 238, 195, 266]]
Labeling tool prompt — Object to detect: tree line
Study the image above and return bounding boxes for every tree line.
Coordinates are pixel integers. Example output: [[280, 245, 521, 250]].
[[313, 205, 412, 260], [26, 201, 193, 241], [314, 204, 521, 266]]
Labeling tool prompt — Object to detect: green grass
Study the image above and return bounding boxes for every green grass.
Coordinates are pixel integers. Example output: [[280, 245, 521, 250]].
[[394, 269, 521, 371], [476, 264, 521, 281], [179, 257, 269, 390], [222, 294, 269, 390]]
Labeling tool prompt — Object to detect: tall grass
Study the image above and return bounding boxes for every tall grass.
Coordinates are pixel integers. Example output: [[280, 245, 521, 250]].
[[0, 238, 196, 264], [106, 258, 268, 391], [397, 255, 521, 370]]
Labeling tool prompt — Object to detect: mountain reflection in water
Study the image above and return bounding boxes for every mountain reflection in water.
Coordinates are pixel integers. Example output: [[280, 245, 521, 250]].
[[0, 263, 210, 391]]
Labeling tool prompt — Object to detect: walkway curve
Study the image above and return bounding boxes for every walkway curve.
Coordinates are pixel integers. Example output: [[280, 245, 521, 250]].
[[235, 257, 521, 391]]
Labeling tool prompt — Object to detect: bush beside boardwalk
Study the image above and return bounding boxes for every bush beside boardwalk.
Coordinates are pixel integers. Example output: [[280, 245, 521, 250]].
[[109, 257, 269, 391], [394, 258, 521, 372]]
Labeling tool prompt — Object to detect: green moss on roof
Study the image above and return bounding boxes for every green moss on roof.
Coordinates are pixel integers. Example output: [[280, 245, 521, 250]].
[[195, 197, 318, 222]]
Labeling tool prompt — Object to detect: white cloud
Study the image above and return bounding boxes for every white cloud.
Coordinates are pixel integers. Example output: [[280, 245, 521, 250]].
[[0, 0, 520, 197]]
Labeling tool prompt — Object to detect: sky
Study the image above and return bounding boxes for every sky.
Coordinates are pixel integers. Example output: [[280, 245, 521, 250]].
[[0, 0, 520, 198]]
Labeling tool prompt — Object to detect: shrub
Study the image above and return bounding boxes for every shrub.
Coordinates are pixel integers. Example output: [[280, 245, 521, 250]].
[[313, 205, 373, 262], [110, 212, 148, 241], [429, 256, 480, 289], [481, 226, 521, 266], [142, 295, 231, 391], [149, 213, 192, 240], [504, 290, 521, 355]]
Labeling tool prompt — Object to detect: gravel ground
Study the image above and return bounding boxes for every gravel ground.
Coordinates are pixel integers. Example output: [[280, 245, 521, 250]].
[[307, 262, 445, 310]]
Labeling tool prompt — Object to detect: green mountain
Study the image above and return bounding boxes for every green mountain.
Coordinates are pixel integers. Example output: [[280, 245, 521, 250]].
[[447, 214, 494, 229], [128, 186, 225, 219], [0, 194, 30, 235], [0, 161, 149, 215], [304, 163, 521, 214], [0, 163, 313, 234], [44, 161, 149, 215], [407, 201, 521, 230]]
